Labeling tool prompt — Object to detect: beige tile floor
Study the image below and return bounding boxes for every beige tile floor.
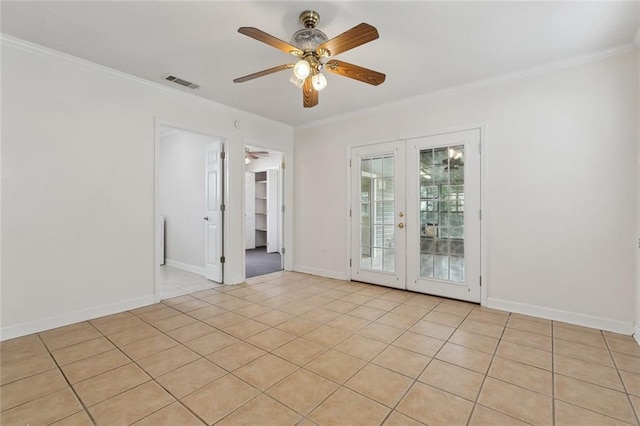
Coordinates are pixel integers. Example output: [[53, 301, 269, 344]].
[[2, 271, 639, 425], [160, 265, 223, 299]]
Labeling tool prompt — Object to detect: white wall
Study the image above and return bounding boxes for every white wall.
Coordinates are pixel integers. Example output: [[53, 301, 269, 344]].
[[294, 50, 638, 333], [1, 37, 294, 339], [159, 129, 217, 272]]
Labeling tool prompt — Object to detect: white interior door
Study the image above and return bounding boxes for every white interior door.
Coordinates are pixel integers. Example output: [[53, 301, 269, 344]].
[[205, 141, 223, 282], [350, 141, 406, 289], [406, 129, 481, 302], [266, 168, 279, 253]]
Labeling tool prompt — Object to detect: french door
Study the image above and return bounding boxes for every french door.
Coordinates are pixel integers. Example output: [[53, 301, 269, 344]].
[[350, 129, 481, 302], [350, 141, 406, 289]]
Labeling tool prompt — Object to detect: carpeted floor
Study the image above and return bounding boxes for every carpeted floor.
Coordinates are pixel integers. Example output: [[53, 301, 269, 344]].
[[246, 246, 282, 278]]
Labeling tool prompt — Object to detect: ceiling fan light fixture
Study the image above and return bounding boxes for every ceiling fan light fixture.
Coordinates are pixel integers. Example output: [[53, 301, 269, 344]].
[[293, 59, 311, 79], [311, 72, 327, 91], [289, 73, 305, 88]]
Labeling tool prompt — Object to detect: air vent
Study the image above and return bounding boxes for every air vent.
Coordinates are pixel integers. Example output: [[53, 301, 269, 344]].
[[164, 75, 200, 90]]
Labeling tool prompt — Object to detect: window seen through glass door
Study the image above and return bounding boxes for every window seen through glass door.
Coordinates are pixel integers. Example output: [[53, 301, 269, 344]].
[[360, 155, 395, 273], [419, 145, 465, 282]]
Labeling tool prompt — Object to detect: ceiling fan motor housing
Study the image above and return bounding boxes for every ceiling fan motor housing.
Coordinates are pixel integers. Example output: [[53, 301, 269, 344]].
[[299, 10, 320, 28], [291, 11, 328, 53]]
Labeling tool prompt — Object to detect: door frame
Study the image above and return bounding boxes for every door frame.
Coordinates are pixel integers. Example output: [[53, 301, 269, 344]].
[[154, 119, 229, 302], [346, 125, 489, 306], [242, 143, 286, 279]]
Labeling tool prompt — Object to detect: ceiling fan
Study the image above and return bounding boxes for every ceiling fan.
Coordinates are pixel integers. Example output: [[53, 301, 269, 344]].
[[245, 148, 269, 164], [233, 10, 386, 108]]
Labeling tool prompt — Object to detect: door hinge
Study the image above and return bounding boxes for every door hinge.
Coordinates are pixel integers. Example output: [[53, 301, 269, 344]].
[[349, 159, 352, 167], [349, 209, 352, 217], [220, 204, 225, 211], [282, 162, 286, 169], [220, 152, 226, 160], [349, 258, 352, 267], [479, 276, 482, 287], [478, 142, 482, 153], [479, 209, 482, 220], [281, 205, 285, 212], [220, 256, 225, 264], [282, 247, 286, 254]]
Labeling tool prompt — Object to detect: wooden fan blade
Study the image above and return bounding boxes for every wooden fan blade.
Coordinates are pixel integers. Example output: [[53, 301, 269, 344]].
[[317, 23, 379, 57], [325, 60, 386, 86], [303, 77, 318, 108], [233, 64, 294, 83], [238, 27, 304, 57]]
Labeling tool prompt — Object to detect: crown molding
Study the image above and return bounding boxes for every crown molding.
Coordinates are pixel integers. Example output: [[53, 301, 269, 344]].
[[298, 42, 637, 130], [0, 34, 293, 130]]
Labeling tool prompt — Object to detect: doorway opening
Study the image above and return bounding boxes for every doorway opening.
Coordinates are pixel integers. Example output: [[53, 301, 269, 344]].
[[244, 145, 284, 278], [155, 124, 226, 299]]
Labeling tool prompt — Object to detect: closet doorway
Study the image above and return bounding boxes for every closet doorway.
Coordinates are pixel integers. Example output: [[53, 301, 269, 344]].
[[244, 146, 284, 278]]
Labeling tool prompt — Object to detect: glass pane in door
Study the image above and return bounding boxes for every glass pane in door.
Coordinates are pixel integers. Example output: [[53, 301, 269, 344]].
[[419, 145, 465, 282], [360, 154, 395, 272]]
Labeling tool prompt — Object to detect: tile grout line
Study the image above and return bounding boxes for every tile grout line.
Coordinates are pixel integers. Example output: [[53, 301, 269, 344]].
[[5, 273, 639, 425], [379, 298, 458, 425], [551, 320, 556, 426], [92, 308, 219, 426], [602, 330, 640, 426], [226, 291, 443, 425], [462, 309, 509, 425], [35, 330, 98, 425]]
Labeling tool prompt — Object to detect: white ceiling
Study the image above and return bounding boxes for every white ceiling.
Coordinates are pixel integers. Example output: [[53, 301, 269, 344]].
[[2, 1, 638, 126]]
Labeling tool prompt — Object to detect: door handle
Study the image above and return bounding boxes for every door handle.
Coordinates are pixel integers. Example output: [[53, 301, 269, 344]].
[[203, 217, 209, 221], [398, 223, 404, 229]]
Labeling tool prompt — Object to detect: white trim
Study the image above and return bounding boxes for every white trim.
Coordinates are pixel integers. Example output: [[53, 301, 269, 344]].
[[479, 125, 489, 307], [0, 295, 155, 341], [297, 43, 637, 130], [345, 144, 353, 282], [164, 259, 206, 276], [293, 265, 348, 281], [224, 273, 245, 286], [634, 325, 640, 346], [486, 297, 635, 335]]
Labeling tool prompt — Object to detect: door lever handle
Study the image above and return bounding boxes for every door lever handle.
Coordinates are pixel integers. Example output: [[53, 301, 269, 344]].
[[203, 217, 209, 221]]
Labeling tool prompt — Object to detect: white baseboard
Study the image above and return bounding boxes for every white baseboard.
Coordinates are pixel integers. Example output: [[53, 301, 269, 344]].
[[0, 295, 156, 341], [486, 297, 634, 335], [634, 324, 640, 345], [293, 265, 348, 281], [165, 259, 205, 276]]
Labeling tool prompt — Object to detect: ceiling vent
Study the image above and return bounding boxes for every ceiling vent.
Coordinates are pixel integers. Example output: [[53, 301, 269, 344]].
[[164, 75, 200, 90]]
